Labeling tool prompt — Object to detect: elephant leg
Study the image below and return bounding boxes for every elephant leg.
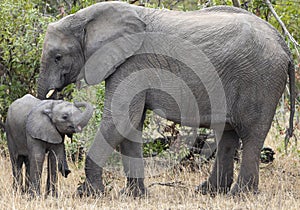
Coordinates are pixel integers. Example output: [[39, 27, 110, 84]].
[[28, 146, 46, 196], [46, 144, 68, 197], [197, 129, 240, 195], [78, 87, 146, 197], [77, 121, 122, 197], [230, 134, 264, 195], [10, 155, 24, 192], [79, 117, 142, 196], [24, 156, 30, 193], [46, 152, 52, 196], [7, 136, 24, 192], [119, 106, 146, 197], [119, 92, 146, 197], [119, 139, 146, 197], [60, 144, 71, 178], [46, 150, 58, 197], [229, 100, 276, 195]]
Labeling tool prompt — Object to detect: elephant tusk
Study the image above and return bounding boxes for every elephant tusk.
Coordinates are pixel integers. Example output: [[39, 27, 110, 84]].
[[46, 89, 55, 98]]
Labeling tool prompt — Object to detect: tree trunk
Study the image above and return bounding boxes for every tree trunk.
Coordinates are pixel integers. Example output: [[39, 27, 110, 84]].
[[232, 0, 241, 7]]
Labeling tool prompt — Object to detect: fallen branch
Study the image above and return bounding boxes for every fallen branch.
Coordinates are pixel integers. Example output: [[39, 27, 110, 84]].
[[148, 181, 188, 189]]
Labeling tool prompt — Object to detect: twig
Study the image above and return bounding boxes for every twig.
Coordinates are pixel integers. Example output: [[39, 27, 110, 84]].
[[157, 0, 162, 8], [129, 0, 139, 4], [148, 181, 188, 189], [265, 0, 300, 59], [204, 0, 212, 8], [170, 0, 182, 10]]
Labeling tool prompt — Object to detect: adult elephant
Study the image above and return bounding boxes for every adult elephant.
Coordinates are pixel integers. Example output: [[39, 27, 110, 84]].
[[37, 2, 295, 196]]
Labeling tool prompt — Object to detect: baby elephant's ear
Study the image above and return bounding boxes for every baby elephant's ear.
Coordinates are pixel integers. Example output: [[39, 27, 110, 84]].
[[26, 101, 63, 144]]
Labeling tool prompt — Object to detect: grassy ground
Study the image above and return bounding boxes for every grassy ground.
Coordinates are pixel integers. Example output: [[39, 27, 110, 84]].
[[0, 125, 299, 209]]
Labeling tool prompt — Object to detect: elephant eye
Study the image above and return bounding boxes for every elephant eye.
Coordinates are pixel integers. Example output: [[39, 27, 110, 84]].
[[62, 114, 68, 120], [55, 54, 62, 63]]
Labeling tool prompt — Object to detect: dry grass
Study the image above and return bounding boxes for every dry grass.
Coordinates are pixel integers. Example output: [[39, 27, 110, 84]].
[[0, 125, 299, 210]]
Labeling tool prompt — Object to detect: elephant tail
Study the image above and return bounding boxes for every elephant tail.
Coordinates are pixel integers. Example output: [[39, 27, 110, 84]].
[[285, 61, 296, 150]]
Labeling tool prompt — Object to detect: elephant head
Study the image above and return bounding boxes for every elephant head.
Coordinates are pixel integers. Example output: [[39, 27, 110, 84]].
[[26, 100, 93, 144], [38, 2, 145, 99]]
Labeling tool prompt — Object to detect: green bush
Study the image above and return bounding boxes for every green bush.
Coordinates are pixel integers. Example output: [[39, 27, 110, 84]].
[[0, 0, 56, 125], [67, 83, 105, 165]]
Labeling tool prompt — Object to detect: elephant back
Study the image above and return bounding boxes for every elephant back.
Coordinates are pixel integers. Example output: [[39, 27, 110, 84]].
[[6, 94, 40, 129], [6, 94, 41, 150]]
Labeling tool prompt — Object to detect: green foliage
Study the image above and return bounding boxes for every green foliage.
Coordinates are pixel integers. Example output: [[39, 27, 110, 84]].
[[271, 1, 300, 58], [69, 0, 99, 14], [31, 0, 101, 16], [212, 0, 233, 6], [145, 0, 204, 10], [0, 0, 55, 125], [67, 83, 105, 164], [242, 0, 300, 50], [143, 138, 169, 157]]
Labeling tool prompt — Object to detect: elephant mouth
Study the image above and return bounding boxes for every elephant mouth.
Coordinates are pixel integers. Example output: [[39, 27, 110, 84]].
[[68, 125, 82, 133], [65, 126, 76, 134]]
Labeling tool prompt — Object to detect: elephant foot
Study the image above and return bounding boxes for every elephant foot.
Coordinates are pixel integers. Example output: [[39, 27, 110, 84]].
[[77, 180, 104, 197], [195, 181, 230, 196], [119, 178, 147, 198]]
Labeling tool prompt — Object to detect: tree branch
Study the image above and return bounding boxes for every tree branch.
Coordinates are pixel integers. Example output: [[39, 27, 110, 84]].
[[129, 0, 139, 4], [232, 0, 241, 8], [204, 0, 212, 8], [265, 0, 300, 59]]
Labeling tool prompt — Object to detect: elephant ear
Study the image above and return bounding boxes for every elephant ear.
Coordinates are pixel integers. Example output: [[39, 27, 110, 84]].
[[26, 101, 63, 144], [77, 3, 146, 85]]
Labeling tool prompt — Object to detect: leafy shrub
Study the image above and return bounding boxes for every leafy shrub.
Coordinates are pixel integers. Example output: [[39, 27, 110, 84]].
[[0, 0, 55, 124], [67, 83, 105, 165]]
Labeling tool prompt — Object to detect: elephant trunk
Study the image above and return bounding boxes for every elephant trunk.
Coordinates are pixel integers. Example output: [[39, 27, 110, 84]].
[[37, 62, 61, 99], [37, 76, 48, 100], [37, 61, 50, 99], [74, 102, 94, 130]]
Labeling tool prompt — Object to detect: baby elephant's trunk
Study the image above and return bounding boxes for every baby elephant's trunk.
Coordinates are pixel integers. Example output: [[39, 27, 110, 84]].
[[74, 102, 94, 131]]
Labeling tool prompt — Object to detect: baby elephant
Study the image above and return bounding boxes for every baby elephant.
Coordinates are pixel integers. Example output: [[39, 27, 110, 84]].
[[5, 94, 93, 196]]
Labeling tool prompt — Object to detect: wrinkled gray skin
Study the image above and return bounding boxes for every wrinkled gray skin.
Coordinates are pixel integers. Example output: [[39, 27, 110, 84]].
[[37, 2, 295, 196], [6, 94, 93, 196]]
